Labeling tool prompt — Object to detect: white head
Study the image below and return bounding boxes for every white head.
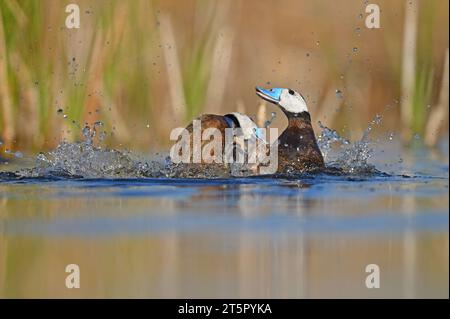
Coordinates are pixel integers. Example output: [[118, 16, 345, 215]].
[[255, 86, 308, 115]]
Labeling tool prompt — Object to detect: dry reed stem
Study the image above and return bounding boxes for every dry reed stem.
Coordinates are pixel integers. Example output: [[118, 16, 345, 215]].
[[400, 0, 418, 140], [0, 12, 15, 148], [256, 102, 267, 128], [82, 4, 130, 142], [101, 4, 131, 142], [204, 26, 234, 114], [425, 49, 449, 146], [9, 53, 39, 147], [159, 14, 186, 125]]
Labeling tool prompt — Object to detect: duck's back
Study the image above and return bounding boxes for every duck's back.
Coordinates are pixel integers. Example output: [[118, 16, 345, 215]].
[[185, 114, 230, 135]]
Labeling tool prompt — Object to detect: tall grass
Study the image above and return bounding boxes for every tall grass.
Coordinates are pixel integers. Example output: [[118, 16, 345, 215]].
[[407, 0, 438, 138], [0, 0, 448, 154]]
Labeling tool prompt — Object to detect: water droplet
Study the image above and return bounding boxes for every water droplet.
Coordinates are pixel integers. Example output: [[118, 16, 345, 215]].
[[355, 27, 361, 34], [146, 124, 150, 128], [373, 114, 382, 125], [316, 41, 320, 46], [82, 126, 91, 137], [398, 158, 403, 163], [352, 47, 358, 53], [335, 89, 343, 98], [388, 132, 395, 141], [57, 108, 64, 114], [14, 151, 23, 158], [264, 112, 277, 128], [98, 131, 107, 142], [414, 133, 420, 140]]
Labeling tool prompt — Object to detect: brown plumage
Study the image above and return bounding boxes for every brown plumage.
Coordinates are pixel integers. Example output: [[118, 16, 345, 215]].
[[169, 112, 262, 177], [277, 112, 325, 173], [183, 114, 233, 162], [254, 86, 325, 174]]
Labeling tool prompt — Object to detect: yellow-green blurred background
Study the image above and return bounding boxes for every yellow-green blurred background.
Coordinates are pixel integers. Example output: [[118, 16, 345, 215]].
[[0, 0, 448, 153]]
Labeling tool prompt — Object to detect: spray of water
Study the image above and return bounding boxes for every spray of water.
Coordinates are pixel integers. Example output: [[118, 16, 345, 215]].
[[6, 113, 385, 179], [317, 115, 382, 174], [21, 123, 165, 178]]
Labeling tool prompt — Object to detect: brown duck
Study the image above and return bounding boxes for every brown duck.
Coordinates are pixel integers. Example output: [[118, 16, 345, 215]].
[[182, 112, 261, 164], [255, 86, 325, 173]]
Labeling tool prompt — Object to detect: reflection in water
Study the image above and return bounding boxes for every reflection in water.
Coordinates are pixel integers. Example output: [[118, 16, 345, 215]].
[[0, 171, 448, 298], [0, 231, 447, 298]]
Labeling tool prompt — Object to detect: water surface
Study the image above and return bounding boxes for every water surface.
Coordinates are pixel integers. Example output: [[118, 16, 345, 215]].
[[0, 142, 448, 298]]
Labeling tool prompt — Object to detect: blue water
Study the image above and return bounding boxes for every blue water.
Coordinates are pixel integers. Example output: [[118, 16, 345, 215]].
[[1, 171, 448, 234], [0, 144, 448, 298]]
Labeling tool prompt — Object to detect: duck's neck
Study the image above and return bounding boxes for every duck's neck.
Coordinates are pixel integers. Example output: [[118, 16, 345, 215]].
[[285, 111, 312, 127], [279, 111, 317, 149]]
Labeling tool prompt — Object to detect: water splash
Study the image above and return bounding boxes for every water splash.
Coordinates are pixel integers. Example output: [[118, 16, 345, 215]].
[[388, 132, 395, 141], [18, 124, 165, 178], [6, 113, 387, 179], [317, 114, 383, 174], [317, 121, 350, 161], [264, 112, 277, 128]]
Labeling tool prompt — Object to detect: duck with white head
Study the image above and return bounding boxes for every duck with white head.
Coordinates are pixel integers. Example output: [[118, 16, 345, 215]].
[[255, 86, 325, 173]]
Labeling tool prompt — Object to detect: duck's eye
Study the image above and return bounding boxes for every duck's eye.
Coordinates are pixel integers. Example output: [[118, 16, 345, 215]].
[[288, 89, 295, 95]]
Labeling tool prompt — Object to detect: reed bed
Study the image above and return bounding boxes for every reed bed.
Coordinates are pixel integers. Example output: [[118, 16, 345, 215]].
[[0, 0, 448, 154]]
